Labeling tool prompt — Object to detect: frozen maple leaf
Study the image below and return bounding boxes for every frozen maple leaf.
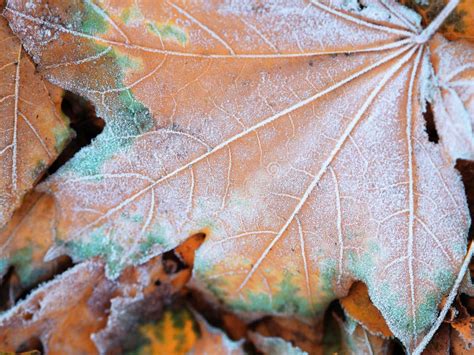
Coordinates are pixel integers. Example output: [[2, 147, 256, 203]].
[[0, 12, 71, 227], [4, 0, 474, 351]]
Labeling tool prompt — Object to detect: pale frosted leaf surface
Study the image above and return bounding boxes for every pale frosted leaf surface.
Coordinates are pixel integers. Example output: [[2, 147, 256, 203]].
[[3, 0, 472, 351], [0, 15, 71, 227], [0, 254, 172, 353], [337, 316, 393, 355], [429, 35, 474, 161], [249, 332, 308, 355], [0, 261, 109, 353]]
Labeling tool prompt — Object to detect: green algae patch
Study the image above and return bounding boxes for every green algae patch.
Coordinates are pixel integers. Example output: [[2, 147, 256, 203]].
[[138, 230, 167, 255], [79, 1, 109, 35], [63, 229, 125, 278], [120, 4, 144, 25], [230, 271, 312, 317], [318, 260, 337, 298], [10, 247, 35, 284], [147, 21, 188, 46]]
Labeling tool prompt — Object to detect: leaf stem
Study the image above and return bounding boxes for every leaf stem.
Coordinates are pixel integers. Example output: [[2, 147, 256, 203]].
[[413, 0, 460, 44]]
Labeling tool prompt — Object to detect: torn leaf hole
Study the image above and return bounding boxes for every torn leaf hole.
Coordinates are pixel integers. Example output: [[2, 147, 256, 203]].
[[16, 336, 43, 353], [0, 266, 18, 311], [162, 250, 186, 274], [47, 91, 105, 175], [356, 0, 367, 10], [423, 102, 439, 143]]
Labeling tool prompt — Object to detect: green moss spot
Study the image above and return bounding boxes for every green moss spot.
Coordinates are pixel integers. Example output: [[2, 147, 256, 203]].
[[9, 246, 36, 285], [65, 229, 125, 278], [139, 232, 166, 253], [231, 271, 312, 317], [121, 4, 143, 24], [147, 22, 188, 46], [80, 2, 109, 35]]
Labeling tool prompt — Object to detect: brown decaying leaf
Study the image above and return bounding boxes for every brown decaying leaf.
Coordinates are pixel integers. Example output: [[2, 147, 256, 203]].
[[447, 296, 474, 351], [248, 331, 308, 355], [251, 316, 324, 354], [340, 281, 393, 338], [336, 315, 393, 355], [421, 322, 451, 355], [400, 0, 474, 42], [0, 11, 71, 227], [0, 192, 70, 308], [0, 255, 178, 354], [0, 261, 110, 353]]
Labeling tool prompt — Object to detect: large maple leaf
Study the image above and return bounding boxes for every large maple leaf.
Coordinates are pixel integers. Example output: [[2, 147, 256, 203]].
[[4, 0, 474, 351], [0, 12, 71, 227]]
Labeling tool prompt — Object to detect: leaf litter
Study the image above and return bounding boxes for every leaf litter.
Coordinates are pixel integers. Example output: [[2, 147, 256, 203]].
[[0, 0, 473, 353]]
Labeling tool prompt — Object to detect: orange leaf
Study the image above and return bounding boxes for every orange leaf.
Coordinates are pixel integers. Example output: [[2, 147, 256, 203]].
[[340, 282, 393, 338], [4, 1, 473, 351], [0, 13, 71, 227], [400, 0, 474, 42]]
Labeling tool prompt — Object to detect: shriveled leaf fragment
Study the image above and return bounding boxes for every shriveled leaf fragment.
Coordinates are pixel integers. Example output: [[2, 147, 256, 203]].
[[251, 316, 324, 354], [4, 0, 473, 351], [340, 282, 393, 337], [93, 301, 186, 354], [0, 192, 66, 301], [429, 35, 474, 161], [451, 322, 473, 354], [0, 14, 71, 227], [0, 261, 110, 354], [95, 303, 244, 354], [249, 332, 307, 355], [190, 311, 245, 355], [446, 296, 474, 351], [0, 254, 181, 354], [336, 316, 393, 355], [400, 0, 474, 42], [418, 323, 451, 355]]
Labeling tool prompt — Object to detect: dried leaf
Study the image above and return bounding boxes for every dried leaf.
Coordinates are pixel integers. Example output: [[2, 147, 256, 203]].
[[251, 316, 324, 354], [429, 35, 474, 161], [0, 192, 62, 296], [0, 254, 179, 353], [0, 261, 110, 353], [417, 322, 450, 355], [336, 316, 393, 355], [400, 0, 474, 42], [249, 331, 308, 355], [340, 282, 393, 337], [0, 13, 71, 227], [191, 310, 245, 355], [451, 322, 472, 354], [94, 303, 191, 354], [95, 303, 244, 354], [448, 297, 474, 350], [4, 0, 473, 351]]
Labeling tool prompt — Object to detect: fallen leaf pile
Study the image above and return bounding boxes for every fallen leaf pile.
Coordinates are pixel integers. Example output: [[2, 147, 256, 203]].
[[0, 0, 473, 354]]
